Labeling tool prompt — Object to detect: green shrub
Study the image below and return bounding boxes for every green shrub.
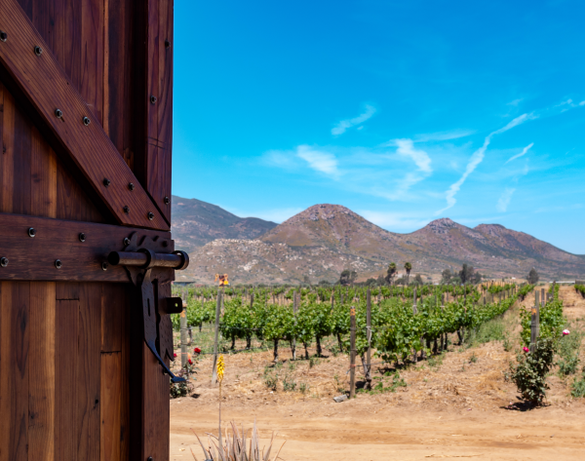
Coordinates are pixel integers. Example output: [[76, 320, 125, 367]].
[[510, 337, 555, 406], [571, 369, 585, 398]]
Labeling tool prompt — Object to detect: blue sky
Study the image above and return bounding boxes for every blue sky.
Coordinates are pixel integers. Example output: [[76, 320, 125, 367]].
[[173, 0, 585, 254]]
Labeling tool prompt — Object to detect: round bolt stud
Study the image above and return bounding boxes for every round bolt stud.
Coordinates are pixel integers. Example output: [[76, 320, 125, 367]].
[[123, 237, 131, 246], [83, 116, 91, 126], [28, 227, 36, 238], [54, 259, 62, 269], [150, 95, 157, 104], [34, 46, 43, 56], [0, 257, 8, 267], [103, 178, 111, 187], [0, 31, 7, 42], [147, 212, 155, 221], [79, 232, 86, 243], [128, 182, 135, 191], [147, 457, 154, 461], [165, 40, 171, 49], [55, 108, 63, 119], [101, 262, 109, 271], [123, 206, 129, 214], [164, 196, 170, 205]]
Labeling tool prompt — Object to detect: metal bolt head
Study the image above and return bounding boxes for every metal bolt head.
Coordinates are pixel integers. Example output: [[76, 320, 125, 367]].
[[54, 259, 62, 269], [34, 46, 43, 56], [101, 262, 109, 271], [79, 232, 86, 243], [0, 31, 7, 42], [55, 108, 63, 119], [83, 116, 91, 126], [165, 40, 171, 49], [123, 206, 129, 214], [147, 457, 154, 461], [0, 257, 8, 267], [150, 95, 157, 104], [28, 227, 36, 238], [128, 182, 135, 191], [164, 196, 170, 205], [103, 178, 111, 187], [123, 237, 131, 246], [147, 212, 155, 221]]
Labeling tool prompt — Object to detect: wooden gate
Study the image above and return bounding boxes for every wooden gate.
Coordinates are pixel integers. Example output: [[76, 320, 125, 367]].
[[0, 0, 180, 460]]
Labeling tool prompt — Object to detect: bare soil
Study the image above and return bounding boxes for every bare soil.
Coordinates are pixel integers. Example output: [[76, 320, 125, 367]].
[[170, 285, 585, 460]]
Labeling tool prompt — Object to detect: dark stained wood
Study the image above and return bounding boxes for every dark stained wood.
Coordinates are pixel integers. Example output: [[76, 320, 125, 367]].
[[0, 212, 173, 282], [0, 282, 30, 461], [77, 283, 102, 461], [28, 282, 56, 461], [0, 0, 169, 230], [102, 283, 126, 353], [54, 298, 79, 461]]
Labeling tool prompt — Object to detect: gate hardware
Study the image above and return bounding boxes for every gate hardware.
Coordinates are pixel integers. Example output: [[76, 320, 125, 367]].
[[103, 178, 111, 187], [54, 108, 63, 118], [28, 227, 36, 237], [128, 182, 135, 191], [0, 257, 8, 267], [108, 233, 189, 383], [34, 46, 42, 56], [79, 232, 86, 242], [0, 31, 7, 42], [148, 212, 155, 221], [83, 116, 91, 126], [150, 95, 157, 104], [54, 259, 62, 269], [101, 262, 108, 271], [164, 196, 170, 205]]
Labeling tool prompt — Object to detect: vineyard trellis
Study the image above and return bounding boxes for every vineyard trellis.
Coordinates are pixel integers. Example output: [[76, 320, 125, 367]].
[[173, 282, 534, 367]]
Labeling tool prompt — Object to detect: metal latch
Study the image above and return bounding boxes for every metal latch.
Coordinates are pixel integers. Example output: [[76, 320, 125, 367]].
[[108, 233, 189, 383]]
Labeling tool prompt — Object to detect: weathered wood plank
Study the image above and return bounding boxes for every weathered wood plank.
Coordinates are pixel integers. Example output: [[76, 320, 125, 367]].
[[28, 282, 56, 461], [0, 282, 30, 461], [0, 85, 14, 213], [0, 0, 168, 230], [77, 283, 102, 461], [101, 352, 122, 461], [30, 124, 58, 218], [0, 212, 173, 282], [102, 283, 125, 353], [54, 298, 79, 461]]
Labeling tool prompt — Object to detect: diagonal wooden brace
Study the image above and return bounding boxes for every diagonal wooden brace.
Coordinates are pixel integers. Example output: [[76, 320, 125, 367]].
[[0, 0, 169, 230]]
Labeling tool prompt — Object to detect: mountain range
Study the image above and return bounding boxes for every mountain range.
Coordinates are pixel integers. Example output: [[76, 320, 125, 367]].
[[171, 196, 585, 284]]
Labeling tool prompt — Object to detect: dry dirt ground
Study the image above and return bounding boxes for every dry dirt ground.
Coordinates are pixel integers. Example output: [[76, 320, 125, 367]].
[[170, 285, 585, 460]]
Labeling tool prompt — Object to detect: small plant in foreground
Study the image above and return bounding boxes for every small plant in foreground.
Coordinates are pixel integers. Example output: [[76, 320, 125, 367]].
[[190, 421, 285, 461], [299, 382, 309, 394], [170, 358, 198, 399], [469, 352, 478, 364], [571, 368, 585, 398], [510, 337, 555, 406]]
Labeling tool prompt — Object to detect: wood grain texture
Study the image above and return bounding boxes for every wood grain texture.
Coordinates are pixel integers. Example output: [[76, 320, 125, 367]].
[[0, 0, 168, 230], [55, 298, 79, 461], [102, 283, 126, 353], [0, 282, 30, 461], [0, 212, 173, 282], [77, 283, 102, 461], [0, 84, 14, 213], [28, 282, 56, 461], [101, 352, 122, 461]]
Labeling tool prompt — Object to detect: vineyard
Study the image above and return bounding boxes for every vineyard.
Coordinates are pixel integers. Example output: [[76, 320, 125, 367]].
[[171, 283, 533, 367]]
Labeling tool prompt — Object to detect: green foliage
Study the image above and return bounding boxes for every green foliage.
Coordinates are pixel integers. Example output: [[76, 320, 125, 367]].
[[510, 337, 556, 405], [517, 283, 535, 301], [520, 299, 564, 347], [575, 284, 585, 298], [527, 268, 539, 285], [170, 360, 198, 399], [556, 327, 583, 376], [571, 369, 585, 398]]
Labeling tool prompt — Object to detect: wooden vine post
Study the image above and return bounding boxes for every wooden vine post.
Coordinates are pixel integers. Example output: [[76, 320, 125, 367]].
[[292, 289, 298, 360], [530, 291, 540, 353], [349, 306, 357, 398], [212, 290, 223, 384], [366, 288, 372, 390]]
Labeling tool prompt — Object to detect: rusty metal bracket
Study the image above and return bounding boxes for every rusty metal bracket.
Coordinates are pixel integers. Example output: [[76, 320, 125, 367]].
[[108, 232, 189, 383]]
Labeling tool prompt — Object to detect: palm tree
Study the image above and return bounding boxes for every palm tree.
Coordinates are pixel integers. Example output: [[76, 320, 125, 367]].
[[404, 262, 412, 285], [385, 262, 397, 285]]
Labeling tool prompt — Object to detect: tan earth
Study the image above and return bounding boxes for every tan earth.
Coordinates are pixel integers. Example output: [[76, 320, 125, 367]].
[[170, 285, 585, 460]]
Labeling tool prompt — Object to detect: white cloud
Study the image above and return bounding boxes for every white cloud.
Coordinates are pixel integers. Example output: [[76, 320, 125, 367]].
[[395, 139, 432, 173], [297, 145, 339, 177], [358, 210, 432, 231], [496, 188, 516, 212], [413, 129, 475, 143], [436, 113, 536, 215], [505, 142, 534, 164], [331, 105, 376, 135]]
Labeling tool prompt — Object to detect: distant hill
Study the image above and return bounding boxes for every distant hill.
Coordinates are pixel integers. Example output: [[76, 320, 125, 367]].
[[172, 202, 585, 284], [171, 196, 277, 253]]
